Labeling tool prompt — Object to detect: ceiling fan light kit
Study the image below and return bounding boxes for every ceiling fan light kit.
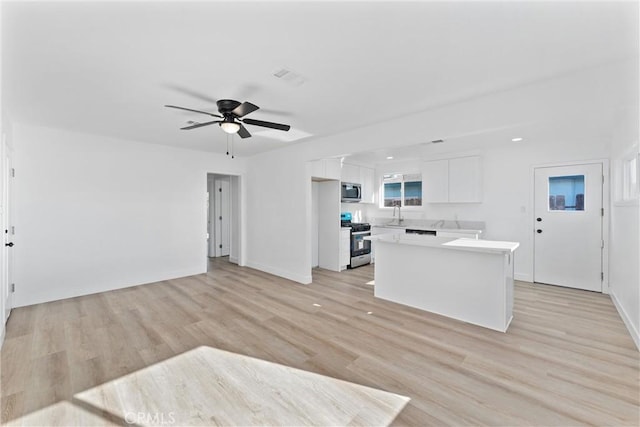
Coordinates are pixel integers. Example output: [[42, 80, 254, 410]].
[[220, 120, 240, 134]]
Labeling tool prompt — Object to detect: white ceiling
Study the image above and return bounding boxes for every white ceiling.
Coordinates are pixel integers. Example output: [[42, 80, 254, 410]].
[[2, 1, 638, 157]]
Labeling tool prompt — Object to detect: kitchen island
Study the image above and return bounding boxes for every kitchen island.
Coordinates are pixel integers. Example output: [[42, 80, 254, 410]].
[[366, 234, 519, 332]]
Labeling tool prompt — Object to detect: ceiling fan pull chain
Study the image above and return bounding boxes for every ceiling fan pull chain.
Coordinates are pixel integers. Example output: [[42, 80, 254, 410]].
[[231, 134, 235, 159], [226, 134, 229, 156]]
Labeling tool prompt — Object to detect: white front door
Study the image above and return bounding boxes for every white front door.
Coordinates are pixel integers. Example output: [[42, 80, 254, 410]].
[[1, 138, 14, 322], [534, 163, 603, 291]]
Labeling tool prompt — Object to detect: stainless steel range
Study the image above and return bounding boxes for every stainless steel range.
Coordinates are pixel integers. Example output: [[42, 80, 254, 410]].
[[341, 219, 371, 268]]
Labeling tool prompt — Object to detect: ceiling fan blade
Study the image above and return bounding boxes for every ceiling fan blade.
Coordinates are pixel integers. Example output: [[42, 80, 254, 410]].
[[242, 118, 291, 132], [231, 102, 259, 118], [237, 124, 252, 139], [180, 120, 220, 130], [165, 105, 222, 118]]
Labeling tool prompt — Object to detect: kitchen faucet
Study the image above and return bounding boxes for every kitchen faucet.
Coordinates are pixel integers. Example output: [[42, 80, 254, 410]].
[[393, 205, 404, 223]]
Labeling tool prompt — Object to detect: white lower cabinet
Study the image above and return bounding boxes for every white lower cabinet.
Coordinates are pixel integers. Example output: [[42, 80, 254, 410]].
[[340, 228, 351, 270]]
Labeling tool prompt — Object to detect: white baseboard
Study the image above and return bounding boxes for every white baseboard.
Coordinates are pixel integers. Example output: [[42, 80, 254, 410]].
[[229, 256, 238, 265], [610, 290, 640, 351], [0, 324, 4, 350], [14, 267, 206, 308], [246, 261, 312, 285], [515, 273, 533, 282]]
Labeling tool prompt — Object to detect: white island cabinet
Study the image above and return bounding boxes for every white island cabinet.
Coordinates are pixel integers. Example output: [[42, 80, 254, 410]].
[[367, 234, 519, 332]]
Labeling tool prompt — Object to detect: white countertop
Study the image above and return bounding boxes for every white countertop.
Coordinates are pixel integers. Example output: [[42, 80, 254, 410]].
[[443, 237, 519, 253], [366, 234, 519, 254], [371, 224, 483, 234]]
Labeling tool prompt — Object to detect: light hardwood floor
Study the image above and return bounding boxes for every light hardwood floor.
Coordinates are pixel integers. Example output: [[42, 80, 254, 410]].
[[1, 258, 638, 426]]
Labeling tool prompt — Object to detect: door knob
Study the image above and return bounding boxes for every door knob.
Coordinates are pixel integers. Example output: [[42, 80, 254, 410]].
[[536, 217, 542, 222], [5, 242, 13, 247], [536, 230, 542, 234]]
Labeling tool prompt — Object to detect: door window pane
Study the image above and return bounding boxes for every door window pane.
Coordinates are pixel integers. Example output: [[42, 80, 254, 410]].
[[549, 175, 585, 211]]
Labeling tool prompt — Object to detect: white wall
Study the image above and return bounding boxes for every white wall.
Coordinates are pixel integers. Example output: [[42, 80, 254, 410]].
[[608, 104, 640, 349], [13, 123, 245, 307], [245, 150, 312, 284]]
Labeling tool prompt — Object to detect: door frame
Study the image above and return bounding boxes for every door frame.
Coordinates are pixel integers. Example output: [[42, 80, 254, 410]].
[[1, 131, 14, 337], [203, 172, 245, 270], [530, 159, 610, 293]]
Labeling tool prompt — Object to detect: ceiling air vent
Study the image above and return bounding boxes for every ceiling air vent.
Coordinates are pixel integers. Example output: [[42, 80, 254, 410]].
[[273, 68, 306, 87]]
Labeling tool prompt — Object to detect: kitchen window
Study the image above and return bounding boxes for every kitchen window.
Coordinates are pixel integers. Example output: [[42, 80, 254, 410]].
[[382, 173, 422, 207]]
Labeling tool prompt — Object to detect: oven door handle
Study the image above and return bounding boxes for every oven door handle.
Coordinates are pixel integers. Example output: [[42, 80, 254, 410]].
[[351, 231, 371, 235]]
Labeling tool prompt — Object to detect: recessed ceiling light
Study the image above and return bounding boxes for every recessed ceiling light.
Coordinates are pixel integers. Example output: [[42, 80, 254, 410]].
[[386, 156, 394, 160], [512, 137, 523, 142]]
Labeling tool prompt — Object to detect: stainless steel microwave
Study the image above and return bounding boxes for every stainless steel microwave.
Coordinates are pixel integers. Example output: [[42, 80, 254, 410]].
[[341, 182, 361, 203]]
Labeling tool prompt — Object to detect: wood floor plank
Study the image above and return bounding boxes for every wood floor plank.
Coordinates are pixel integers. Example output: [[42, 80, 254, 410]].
[[1, 258, 638, 426]]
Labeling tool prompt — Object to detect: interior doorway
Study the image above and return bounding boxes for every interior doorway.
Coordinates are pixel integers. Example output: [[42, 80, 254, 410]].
[[533, 162, 604, 291], [206, 173, 240, 271]]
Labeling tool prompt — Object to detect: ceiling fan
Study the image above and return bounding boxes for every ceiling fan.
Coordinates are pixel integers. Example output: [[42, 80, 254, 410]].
[[165, 99, 291, 138]]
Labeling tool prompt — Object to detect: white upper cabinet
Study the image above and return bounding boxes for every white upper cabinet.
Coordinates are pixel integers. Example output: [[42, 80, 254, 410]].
[[311, 158, 341, 180], [448, 156, 482, 202], [325, 159, 342, 180], [341, 163, 360, 184], [422, 156, 482, 203], [422, 159, 449, 203], [359, 167, 375, 204]]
